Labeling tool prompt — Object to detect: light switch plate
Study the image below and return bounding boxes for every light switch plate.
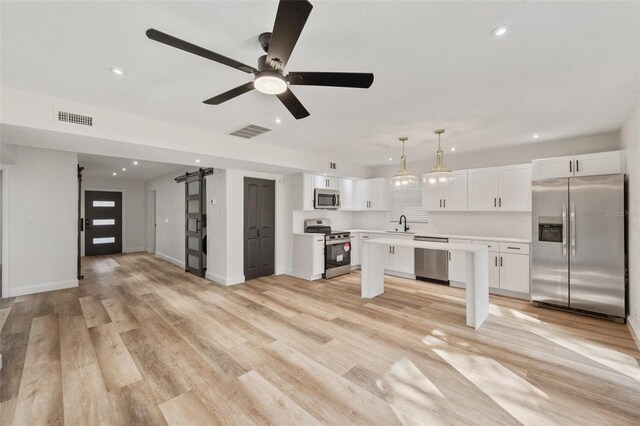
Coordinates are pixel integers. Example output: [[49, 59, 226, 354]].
[[165, 218, 169, 224]]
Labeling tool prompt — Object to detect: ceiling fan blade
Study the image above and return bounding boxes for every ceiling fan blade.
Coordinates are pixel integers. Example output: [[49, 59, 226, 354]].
[[288, 72, 374, 88], [203, 82, 255, 105], [146, 28, 257, 74], [276, 89, 310, 119], [266, 0, 313, 70]]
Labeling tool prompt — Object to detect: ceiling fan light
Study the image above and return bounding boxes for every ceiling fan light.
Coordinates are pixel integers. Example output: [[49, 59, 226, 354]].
[[254, 73, 287, 95]]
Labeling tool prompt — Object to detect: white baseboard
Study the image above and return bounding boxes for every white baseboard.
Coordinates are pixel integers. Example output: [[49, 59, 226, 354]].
[[205, 271, 245, 286], [123, 247, 146, 254], [628, 315, 640, 351], [155, 252, 185, 269], [9, 279, 78, 297]]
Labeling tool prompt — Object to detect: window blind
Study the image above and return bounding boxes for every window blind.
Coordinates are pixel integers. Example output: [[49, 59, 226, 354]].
[[389, 183, 429, 223]]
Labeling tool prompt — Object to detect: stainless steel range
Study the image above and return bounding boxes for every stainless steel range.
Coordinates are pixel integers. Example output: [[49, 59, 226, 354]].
[[304, 219, 351, 278]]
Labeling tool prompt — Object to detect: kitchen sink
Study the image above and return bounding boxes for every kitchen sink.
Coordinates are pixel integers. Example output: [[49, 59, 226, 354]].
[[384, 231, 416, 234]]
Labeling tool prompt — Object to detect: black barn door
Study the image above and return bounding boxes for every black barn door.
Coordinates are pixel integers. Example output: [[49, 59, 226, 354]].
[[184, 171, 207, 277], [244, 178, 275, 280], [85, 191, 123, 256]]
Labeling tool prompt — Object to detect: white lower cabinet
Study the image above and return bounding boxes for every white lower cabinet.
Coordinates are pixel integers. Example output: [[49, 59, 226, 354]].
[[488, 252, 500, 289], [448, 239, 471, 287], [498, 253, 530, 294], [292, 234, 326, 281], [350, 234, 360, 266], [382, 245, 414, 275]]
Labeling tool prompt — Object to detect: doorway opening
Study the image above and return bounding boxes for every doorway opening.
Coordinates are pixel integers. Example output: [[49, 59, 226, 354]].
[[149, 190, 157, 253], [84, 190, 123, 256], [244, 177, 275, 280]]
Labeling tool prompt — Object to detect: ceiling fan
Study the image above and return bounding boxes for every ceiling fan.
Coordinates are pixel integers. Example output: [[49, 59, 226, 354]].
[[146, 0, 374, 120]]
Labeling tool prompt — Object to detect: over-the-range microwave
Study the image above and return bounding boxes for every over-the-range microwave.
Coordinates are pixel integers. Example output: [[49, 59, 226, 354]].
[[314, 188, 341, 210]]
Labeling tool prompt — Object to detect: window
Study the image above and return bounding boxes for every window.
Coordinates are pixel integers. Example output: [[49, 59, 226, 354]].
[[93, 237, 115, 244], [93, 219, 115, 226], [389, 183, 428, 223], [92, 200, 115, 207]]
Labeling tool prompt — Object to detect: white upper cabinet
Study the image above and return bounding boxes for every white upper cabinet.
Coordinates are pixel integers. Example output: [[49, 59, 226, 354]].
[[532, 151, 624, 181], [355, 178, 389, 211], [314, 175, 338, 189], [573, 151, 625, 177], [531, 155, 574, 180], [468, 164, 531, 212], [467, 167, 499, 211], [422, 170, 468, 211], [497, 164, 531, 211], [338, 179, 354, 210]]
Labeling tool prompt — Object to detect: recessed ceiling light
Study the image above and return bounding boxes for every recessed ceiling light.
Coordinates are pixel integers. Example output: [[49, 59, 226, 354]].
[[195, 159, 201, 163], [133, 161, 138, 165], [491, 25, 510, 37], [388, 157, 393, 161], [110, 67, 125, 76], [275, 118, 282, 124], [450, 147, 456, 152], [533, 134, 540, 139], [122, 168, 127, 171], [112, 172, 117, 176]]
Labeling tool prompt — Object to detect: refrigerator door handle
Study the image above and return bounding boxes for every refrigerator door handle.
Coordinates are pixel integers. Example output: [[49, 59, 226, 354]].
[[562, 203, 568, 257], [570, 202, 576, 257]]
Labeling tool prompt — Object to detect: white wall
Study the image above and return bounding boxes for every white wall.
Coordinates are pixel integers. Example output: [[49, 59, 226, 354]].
[[2, 145, 78, 297], [145, 167, 193, 267], [81, 175, 146, 255], [621, 105, 640, 345], [206, 170, 227, 284], [0, 172, 3, 265]]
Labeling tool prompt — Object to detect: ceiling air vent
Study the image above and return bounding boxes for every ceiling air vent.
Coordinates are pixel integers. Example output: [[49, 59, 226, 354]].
[[56, 110, 93, 127], [229, 124, 271, 139]]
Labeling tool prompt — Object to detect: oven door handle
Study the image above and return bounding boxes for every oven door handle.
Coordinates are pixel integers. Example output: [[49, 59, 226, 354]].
[[325, 239, 350, 245]]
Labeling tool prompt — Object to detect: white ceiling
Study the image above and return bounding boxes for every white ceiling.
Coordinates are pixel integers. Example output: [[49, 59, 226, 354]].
[[79, 153, 185, 180], [2, 1, 638, 166]]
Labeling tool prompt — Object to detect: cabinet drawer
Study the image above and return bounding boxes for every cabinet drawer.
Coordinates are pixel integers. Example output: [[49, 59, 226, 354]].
[[499, 242, 530, 254], [314, 237, 325, 245], [472, 240, 500, 252]]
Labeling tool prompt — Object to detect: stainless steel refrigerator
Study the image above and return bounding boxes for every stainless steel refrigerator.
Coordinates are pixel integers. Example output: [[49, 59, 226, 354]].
[[531, 174, 626, 322]]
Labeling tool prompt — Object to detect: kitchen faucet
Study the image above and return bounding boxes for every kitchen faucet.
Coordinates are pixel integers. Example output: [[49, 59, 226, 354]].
[[399, 215, 409, 232]]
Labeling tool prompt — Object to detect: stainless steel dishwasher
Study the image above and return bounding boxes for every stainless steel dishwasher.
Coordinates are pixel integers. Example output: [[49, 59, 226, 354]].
[[414, 236, 449, 283]]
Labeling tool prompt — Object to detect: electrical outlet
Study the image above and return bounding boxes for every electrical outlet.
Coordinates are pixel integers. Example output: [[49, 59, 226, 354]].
[[27, 219, 35, 227]]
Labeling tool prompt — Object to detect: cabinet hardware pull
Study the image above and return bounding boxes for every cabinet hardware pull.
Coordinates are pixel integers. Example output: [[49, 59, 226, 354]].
[[439, 199, 442, 208], [495, 256, 497, 267], [507, 246, 519, 250], [494, 198, 497, 207], [498, 198, 501, 208], [448, 252, 451, 261], [570, 161, 572, 172], [500, 256, 503, 267], [576, 160, 579, 172], [443, 199, 446, 208]]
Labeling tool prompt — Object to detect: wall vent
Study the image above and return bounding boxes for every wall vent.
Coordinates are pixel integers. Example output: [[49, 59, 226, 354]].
[[229, 124, 271, 139], [56, 110, 93, 127]]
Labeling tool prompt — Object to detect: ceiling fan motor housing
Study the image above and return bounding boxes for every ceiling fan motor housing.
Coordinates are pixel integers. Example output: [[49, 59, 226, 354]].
[[258, 32, 272, 53]]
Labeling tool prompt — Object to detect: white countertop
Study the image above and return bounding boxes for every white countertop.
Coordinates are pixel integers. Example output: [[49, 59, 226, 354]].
[[346, 229, 530, 244], [293, 232, 325, 236], [364, 237, 487, 252]]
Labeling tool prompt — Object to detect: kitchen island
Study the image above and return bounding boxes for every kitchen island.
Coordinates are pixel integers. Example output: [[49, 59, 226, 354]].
[[362, 237, 489, 329]]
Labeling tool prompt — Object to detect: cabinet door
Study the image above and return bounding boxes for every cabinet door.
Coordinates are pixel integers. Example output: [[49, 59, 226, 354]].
[[339, 179, 354, 210], [314, 175, 329, 188], [498, 164, 531, 211], [327, 177, 339, 190], [467, 167, 498, 211], [448, 239, 471, 283], [499, 253, 530, 293], [489, 253, 500, 289], [350, 234, 360, 266], [392, 246, 415, 275], [302, 173, 315, 211], [441, 170, 468, 211], [369, 178, 390, 210], [421, 182, 442, 211], [313, 243, 325, 276], [574, 151, 624, 177], [355, 180, 371, 210], [383, 245, 394, 270], [532, 155, 574, 180]]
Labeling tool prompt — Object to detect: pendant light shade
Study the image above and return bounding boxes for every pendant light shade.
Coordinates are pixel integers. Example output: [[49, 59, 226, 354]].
[[390, 137, 419, 189], [423, 129, 455, 187]]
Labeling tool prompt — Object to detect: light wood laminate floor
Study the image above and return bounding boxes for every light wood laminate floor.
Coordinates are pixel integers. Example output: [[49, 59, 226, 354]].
[[1, 253, 639, 425]]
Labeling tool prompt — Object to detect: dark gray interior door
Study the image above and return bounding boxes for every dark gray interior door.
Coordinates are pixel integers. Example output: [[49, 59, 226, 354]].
[[244, 177, 275, 280], [84, 191, 123, 256], [185, 172, 207, 278]]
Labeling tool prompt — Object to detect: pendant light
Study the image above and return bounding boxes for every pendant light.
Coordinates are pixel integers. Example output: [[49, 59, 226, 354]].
[[423, 129, 455, 186], [389, 137, 419, 190]]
